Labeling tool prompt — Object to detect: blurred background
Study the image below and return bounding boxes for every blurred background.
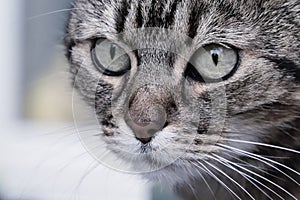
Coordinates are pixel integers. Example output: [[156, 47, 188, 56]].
[[0, 0, 176, 199]]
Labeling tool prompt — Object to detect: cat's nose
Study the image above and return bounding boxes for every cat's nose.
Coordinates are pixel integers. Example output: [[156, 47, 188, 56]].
[[125, 105, 167, 144]]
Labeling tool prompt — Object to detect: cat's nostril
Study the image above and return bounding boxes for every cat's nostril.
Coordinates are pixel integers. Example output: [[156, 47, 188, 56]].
[[128, 120, 165, 144], [135, 136, 152, 144], [163, 121, 169, 128]]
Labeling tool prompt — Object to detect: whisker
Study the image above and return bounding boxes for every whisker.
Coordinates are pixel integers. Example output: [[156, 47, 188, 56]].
[[222, 152, 287, 181], [210, 154, 283, 200], [33, 124, 77, 137], [187, 160, 217, 200], [223, 152, 272, 172], [185, 159, 217, 200], [218, 144, 300, 183], [192, 161, 242, 200], [30, 136, 83, 176], [28, 8, 95, 20], [224, 139, 300, 154], [203, 160, 255, 200], [70, 161, 100, 200], [55, 145, 108, 176], [215, 147, 298, 200], [187, 182, 198, 200]]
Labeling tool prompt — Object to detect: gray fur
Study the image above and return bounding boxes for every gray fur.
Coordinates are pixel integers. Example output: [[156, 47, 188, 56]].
[[65, 0, 300, 199]]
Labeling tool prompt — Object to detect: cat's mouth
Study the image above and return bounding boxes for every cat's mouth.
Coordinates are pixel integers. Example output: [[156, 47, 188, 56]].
[[97, 116, 227, 174], [102, 122, 157, 153]]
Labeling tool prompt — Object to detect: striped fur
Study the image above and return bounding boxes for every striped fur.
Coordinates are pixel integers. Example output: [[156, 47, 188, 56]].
[[66, 0, 300, 199]]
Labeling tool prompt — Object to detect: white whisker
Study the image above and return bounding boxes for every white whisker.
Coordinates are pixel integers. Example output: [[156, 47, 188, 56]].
[[203, 160, 255, 200], [219, 144, 300, 182], [28, 8, 95, 20], [224, 139, 300, 154], [211, 154, 283, 200], [215, 147, 298, 200], [187, 160, 217, 200], [192, 161, 242, 200], [222, 150, 299, 186], [71, 161, 100, 199], [222, 152, 275, 177]]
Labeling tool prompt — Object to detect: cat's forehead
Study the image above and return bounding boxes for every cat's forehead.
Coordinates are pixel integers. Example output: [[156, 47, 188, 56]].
[[71, 0, 289, 30], [68, 0, 298, 60], [70, 0, 263, 45], [72, 1, 231, 32]]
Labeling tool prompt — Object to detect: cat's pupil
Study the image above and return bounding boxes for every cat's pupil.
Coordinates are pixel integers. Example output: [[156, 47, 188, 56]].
[[212, 53, 218, 66], [110, 44, 117, 60], [211, 50, 219, 66]]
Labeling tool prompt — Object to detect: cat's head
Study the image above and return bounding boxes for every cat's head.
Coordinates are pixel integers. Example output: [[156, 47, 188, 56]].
[[65, 0, 299, 183]]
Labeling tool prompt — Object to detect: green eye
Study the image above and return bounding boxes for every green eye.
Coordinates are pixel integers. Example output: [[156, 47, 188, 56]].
[[91, 39, 131, 76], [187, 44, 238, 82]]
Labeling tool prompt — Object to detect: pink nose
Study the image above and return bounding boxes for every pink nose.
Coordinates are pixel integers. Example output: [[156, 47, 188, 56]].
[[125, 105, 167, 144]]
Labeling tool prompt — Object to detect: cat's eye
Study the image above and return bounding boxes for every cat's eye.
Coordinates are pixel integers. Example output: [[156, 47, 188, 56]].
[[186, 44, 238, 82], [91, 39, 131, 76]]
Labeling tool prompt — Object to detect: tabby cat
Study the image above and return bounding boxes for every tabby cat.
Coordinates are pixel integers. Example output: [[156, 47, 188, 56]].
[[65, 0, 300, 199]]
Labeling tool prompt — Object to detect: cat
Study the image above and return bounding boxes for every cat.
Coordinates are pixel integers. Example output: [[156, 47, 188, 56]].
[[65, 0, 300, 199]]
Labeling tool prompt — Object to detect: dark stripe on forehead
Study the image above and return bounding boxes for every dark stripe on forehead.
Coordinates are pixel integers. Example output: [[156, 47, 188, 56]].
[[115, 0, 131, 33], [145, 0, 165, 27], [187, 3, 207, 39], [136, 1, 143, 28], [134, 0, 181, 29], [164, 0, 181, 28]]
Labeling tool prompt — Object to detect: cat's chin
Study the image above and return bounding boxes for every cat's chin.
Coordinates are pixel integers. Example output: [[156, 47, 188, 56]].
[[141, 159, 202, 189], [106, 144, 182, 173]]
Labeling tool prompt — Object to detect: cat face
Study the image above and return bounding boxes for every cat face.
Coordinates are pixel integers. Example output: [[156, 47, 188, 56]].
[[66, 0, 299, 197]]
